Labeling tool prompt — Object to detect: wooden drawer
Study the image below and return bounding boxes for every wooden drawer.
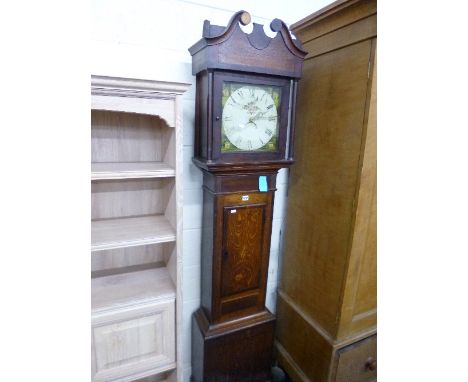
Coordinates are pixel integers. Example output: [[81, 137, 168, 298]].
[[333, 335, 377, 382], [91, 298, 175, 382]]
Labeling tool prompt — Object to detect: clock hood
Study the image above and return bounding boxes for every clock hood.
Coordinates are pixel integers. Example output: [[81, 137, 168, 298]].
[[188, 10, 307, 78]]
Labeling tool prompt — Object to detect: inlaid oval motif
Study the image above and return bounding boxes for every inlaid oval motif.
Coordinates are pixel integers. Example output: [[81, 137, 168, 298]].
[[232, 264, 254, 287], [221, 204, 265, 296]]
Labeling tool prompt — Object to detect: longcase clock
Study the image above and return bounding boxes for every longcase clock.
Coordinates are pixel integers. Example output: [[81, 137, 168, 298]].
[[188, 10, 306, 381]]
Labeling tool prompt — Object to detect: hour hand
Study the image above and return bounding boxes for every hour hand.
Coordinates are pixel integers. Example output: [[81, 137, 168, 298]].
[[246, 119, 257, 128]]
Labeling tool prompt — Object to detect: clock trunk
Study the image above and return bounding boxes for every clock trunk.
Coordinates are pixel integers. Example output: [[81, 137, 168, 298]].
[[191, 172, 277, 382], [199, 172, 275, 324]]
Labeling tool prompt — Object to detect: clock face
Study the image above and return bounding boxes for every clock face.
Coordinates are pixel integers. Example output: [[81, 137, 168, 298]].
[[221, 82, 281, 153]]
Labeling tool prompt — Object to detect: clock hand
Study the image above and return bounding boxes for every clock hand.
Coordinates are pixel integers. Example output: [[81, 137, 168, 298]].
[[251, 111, 266, 121], [247, 118, 258, 128]]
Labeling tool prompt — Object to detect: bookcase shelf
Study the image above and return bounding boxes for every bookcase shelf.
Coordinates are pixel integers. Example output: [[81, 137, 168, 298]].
[[91, 215, 176, 252], [92, 267, 176, 313], [91, 75, 189, 382], [91, 162, 175, 180]]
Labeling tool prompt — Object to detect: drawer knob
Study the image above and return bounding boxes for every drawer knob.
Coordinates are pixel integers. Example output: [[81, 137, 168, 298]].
[[365, 357, 377, 371]]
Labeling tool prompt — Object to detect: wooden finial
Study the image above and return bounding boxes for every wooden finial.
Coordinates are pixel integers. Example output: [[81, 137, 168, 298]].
[[240, 11, 251, 26], [270, 18, 283, 32]]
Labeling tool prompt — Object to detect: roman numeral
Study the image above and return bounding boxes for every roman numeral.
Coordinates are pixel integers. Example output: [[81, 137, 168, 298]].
[[267, 104, 274, 110], [268, 116, 276, 121], [247, 140, 252, 149], [266, 128, 273, 136]]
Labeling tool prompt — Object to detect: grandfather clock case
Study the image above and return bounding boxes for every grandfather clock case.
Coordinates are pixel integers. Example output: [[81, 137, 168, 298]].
[[188, 11, 306, 381]]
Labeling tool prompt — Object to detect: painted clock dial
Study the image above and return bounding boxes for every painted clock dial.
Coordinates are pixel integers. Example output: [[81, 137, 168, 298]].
[[221, 82, 281, 152]]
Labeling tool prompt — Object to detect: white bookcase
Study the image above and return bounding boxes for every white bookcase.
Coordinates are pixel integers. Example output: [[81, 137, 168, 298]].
[[91, 75, 189, 382]]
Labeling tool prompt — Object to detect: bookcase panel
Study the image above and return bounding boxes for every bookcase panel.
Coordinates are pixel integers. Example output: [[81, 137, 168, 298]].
[[91, 179, 174, 220], [92, 299, 175, 382], [91, 110, 171, 163], [92, 243, 166, 274]]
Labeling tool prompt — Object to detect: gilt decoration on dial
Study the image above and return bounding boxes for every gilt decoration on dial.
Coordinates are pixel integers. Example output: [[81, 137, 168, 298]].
[[221, 82, 281, 153]]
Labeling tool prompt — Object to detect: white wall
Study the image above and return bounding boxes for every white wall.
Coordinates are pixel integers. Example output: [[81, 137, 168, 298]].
[[91, 1, 333, 380]]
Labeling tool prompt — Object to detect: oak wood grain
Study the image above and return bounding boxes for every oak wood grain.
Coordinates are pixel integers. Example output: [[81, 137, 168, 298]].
[[212, 191, 273, 323], [280, 39, 373, 337], [302, 14, 376, 59], [332, 335, 377, 382], [291, 0, 376, 45], [338, 39, 377, 339], [191, 308, 275, 382], [276, 1, 377, 380], [221, 204, 264, 296]]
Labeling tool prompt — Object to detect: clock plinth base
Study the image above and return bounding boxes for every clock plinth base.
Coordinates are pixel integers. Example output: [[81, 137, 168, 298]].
[[191, 308, 275, 382]]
